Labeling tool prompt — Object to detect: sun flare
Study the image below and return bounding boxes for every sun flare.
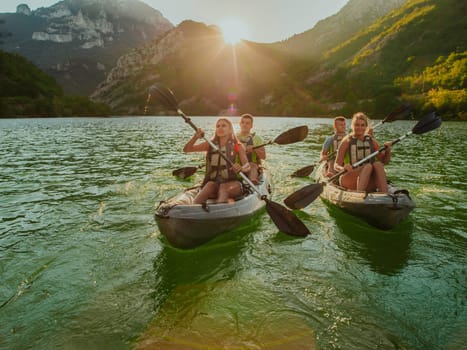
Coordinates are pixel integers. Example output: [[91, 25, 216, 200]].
[[219, 19, 248, 45]]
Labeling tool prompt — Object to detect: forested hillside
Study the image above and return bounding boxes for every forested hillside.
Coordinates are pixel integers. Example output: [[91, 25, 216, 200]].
[[0, 50, 110, 117], [291, 0, 466, 119]]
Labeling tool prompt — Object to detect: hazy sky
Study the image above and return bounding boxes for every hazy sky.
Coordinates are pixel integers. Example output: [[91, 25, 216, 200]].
[[0, 0, 348, 43]]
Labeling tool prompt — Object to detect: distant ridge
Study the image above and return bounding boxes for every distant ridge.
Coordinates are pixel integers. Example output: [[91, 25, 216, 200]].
[[0, 0, 173, 95]]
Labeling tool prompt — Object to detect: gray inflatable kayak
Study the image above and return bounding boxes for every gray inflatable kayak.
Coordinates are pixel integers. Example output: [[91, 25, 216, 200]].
[[315, 163, 415, 230], [155, 170, 272, 248]]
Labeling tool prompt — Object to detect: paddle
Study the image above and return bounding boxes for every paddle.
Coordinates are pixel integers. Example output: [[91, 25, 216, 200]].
[[147, 83, 310, 237], [290, 103, 413, 178], [173, 125, 309, 179], [284, 112, 442, 210], [172, 164, 204, 179], [253, 125, 309, 148]]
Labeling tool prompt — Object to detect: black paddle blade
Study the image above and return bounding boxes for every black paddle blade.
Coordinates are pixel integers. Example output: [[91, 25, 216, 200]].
[[172, 166, 199, 179], [384, 103, 412, 123], [148, 83, 179, 111], [265, 199, 310, 236], [284, 183, 324, 210], [412, 112, 442, 135], [291, 165, 315, 178], [273, 125, 309, 145]]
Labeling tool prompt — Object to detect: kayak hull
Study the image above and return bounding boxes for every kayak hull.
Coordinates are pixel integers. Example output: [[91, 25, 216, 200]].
[[315, 164, 415, 230], [155, 170, 272, 249]]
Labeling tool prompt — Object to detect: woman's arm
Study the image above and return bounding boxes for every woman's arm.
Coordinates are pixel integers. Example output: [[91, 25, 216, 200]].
[[232, 144, 250, 173], [377, 140, 392, 164], [183, 128, 209, 153]]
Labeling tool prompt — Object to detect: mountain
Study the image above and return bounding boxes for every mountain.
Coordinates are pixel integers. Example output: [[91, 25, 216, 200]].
[[90, 20, 301, 115], [278, 0, 407, 59], [91, 0, 408, 116], [293, 0, 466, 118], [114, 0, 462, 119], [0, 0, 173, 95]]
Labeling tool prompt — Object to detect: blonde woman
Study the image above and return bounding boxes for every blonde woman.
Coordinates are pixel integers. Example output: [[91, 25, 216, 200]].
[[334, 112, 392, 193], [184, 118, 250, 204]]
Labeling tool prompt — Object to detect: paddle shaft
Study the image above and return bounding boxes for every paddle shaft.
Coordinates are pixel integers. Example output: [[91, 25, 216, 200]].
[[252, 142, 270, 149], [328, 131, 412, 183], [177, 108, 265, 197]]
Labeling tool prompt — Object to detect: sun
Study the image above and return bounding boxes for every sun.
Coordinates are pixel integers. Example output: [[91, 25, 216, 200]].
[[219, 19, 248, 45]]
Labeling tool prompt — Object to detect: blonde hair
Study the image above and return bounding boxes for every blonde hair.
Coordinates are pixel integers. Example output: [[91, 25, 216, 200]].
[[351, 112, 369, 129]]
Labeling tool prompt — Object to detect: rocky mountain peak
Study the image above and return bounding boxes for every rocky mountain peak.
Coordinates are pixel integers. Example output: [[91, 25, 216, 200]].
[[16, 4, 31, 15], [1, 0, 173, 95]]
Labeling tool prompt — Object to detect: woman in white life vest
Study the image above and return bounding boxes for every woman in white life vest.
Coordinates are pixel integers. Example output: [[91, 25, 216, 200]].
[[183, 117, 250, 204], [334, 112, 392, 193]]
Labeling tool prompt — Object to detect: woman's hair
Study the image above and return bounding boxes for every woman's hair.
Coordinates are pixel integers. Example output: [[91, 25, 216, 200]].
[[351, 112, 369, 131], [212, 117, 241, 144]]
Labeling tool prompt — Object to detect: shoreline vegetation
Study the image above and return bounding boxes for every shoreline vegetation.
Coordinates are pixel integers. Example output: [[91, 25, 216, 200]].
[[1, 114, 463, 121]]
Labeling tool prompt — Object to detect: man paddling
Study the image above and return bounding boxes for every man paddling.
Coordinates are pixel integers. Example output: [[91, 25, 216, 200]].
[[236, 113, 266, 184], [320, 116, 347, 177]]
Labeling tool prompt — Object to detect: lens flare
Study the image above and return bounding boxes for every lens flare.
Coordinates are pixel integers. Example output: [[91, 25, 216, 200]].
[[219, 18, 248, 45]]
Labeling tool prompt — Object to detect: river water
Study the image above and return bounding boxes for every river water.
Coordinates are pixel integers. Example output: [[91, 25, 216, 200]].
[[0, 116, 465, 350]]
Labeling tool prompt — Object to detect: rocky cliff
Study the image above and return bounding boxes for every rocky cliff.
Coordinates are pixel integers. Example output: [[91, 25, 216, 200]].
[[0, 0, 173, 95]]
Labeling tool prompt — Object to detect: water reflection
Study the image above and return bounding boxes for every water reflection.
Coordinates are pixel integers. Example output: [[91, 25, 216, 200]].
[[326, 204, 412, 275], [139, 223, 315, 349]]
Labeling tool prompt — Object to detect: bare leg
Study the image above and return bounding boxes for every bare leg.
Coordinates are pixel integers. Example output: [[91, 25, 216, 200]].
[[340, 169, 360, 190], [372, 162, 388, 193], [217, 181, 243, 203], [194, 181, 218, 204], [356, 163, 373, 191]]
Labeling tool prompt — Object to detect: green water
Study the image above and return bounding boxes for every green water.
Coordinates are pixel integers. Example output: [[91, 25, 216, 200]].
[[0, 117, 465, 349]]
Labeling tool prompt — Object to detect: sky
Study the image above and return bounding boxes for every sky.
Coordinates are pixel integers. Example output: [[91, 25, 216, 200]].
[[0, 0, 348, 43]]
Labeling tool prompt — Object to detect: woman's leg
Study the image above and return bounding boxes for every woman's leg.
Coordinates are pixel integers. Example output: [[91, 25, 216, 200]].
[[340, 165, 368, 190], [372, 162, 388, 193], [356, 163, 373, 191], [217, 181, 243, 203], [194, 181, 219, 204]]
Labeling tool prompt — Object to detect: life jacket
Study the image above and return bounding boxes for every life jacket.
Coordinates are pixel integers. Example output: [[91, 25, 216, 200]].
[[329, 133, 344, 159], [204, 139, 240, 183], [237, 133, 259, 163], [345, 135, 376, 165]]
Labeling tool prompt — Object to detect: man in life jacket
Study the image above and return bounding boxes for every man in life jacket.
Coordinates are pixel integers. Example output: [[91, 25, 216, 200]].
[[320, 116, 347, 177], [334, 112, 392, 193], [183, 118, 250, 204], [236, 114, 266, 184]]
